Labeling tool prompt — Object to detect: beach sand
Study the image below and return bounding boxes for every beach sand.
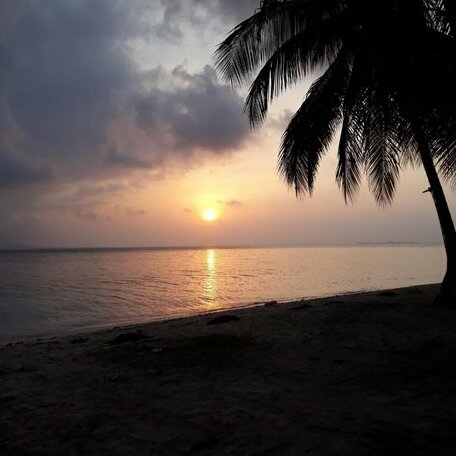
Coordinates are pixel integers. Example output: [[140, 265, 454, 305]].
[[1, 283, 456, 455]]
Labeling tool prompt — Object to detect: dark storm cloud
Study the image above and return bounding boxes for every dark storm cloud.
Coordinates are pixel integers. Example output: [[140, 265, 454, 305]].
[[0, 0, 251, 192], [72, 183, 128, 199], [0, 150, 53, 187], [0, 0, 147, 186], [133, 65, 249, 154], [105, 150, 158, 169]]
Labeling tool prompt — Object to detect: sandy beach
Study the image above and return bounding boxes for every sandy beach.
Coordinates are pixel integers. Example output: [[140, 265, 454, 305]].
[[1, 283, 456, 455]]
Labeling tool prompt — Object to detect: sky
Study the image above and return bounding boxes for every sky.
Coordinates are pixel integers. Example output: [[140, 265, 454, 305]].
[[0, 0, 455, 248]]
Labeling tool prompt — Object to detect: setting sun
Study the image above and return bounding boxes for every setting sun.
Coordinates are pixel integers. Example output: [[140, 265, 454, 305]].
[[202, 209, 218, 222]]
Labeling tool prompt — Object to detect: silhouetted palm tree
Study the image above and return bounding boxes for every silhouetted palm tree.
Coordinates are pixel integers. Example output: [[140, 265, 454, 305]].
[[215, 0, 456, 304]]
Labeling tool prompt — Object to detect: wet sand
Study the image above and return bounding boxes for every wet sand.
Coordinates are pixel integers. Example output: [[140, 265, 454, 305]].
[[1, 283, 456, 455]]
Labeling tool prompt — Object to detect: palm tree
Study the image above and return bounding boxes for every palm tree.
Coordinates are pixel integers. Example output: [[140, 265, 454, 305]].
[[215, 0, 456, 305]]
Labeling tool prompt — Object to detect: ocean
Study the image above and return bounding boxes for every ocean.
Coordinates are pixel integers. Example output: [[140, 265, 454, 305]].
[[0, 244, 445, 339]]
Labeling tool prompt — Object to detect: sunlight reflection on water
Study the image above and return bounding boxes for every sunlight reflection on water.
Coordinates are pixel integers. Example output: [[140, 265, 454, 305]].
[[202, 249, 217, 306]]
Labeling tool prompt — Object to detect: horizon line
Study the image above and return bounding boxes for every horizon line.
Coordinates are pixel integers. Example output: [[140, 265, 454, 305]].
[[0, 241, 443, 253]]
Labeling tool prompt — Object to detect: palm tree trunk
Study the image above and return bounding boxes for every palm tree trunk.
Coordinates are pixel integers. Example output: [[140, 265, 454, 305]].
[[413, 123, 456, 306]]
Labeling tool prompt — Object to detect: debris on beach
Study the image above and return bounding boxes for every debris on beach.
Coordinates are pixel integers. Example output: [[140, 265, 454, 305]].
[[109, 332, 149, 344], [377, 291, 399, 297], [206, 315, 240, 325], [69, 337, 88, 344], [291, 303, 312, 311]]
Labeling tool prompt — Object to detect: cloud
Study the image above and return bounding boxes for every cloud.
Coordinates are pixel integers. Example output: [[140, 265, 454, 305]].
[[123, 207, 146, 216], [75, 210, 111, 222], [132, 65, 249, 155], [153, 0, 259, 39], [72, 183, 128, 199], [267, 109, 295, 131], [212, 0, 260, 21], [12, 213, 41, 228], [0, 2, 251, 191], [0, 0, 147, 186], [105, 149, 157, 170], [0, 97, 55, 187], [218, 199, 247, 208], [0, 150, 54, 188]]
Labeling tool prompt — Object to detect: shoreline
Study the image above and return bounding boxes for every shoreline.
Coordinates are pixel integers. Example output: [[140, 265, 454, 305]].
[[0, 282, 440, 345], [2, 282, 456, 454]]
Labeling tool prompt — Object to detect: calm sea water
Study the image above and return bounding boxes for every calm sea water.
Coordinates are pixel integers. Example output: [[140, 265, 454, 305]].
[[0, 245, 444, 339]]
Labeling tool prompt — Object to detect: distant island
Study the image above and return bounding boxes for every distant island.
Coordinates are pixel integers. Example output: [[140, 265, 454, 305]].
[[357, 241, 419, 245]]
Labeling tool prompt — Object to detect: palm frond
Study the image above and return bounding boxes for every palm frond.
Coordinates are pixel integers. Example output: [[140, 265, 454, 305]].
[[214, 0, 348, 86], [214, 1, 307, 86], [335, 57, 366, 202], [215, 0, 456, 205], [431, 115, 456, 186], [396, 121, 419, 169], [363, 92, 402, 206], [336, 117, 363, 202], [423, 0, 452, 36], [278, 49, 352, 196], [442, 0, 456, 36], [245, 13, 346, 127]]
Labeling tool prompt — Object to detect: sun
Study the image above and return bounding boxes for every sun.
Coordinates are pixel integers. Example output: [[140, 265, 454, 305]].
[[202, 209, 218, 222]]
